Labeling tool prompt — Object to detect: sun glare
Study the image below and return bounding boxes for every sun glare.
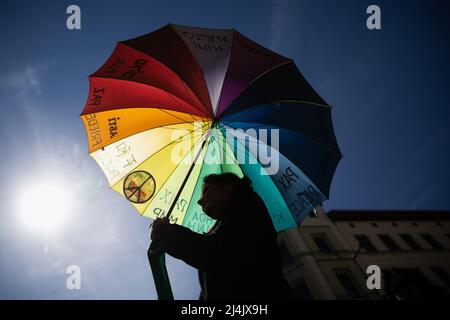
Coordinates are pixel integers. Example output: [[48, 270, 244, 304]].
[[18, 180, 74, 233]]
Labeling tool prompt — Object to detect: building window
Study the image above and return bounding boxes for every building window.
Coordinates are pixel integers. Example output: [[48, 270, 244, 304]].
[[334, 269, 362, 299], [279, 243, 294, 265], [385, 267, 433, 299], [292, 281, 314, 300], [378, 234, 401, 251], [431, 267, 450, 288], [312, 234, 336, 254], [371, 223, 378, 228], [354, 235, 377, 252], [420, 233, 444, 250], [399, 234, 422, 250]]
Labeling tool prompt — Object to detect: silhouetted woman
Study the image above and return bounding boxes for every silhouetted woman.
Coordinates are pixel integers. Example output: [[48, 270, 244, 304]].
[[150, 172, 294, 300]]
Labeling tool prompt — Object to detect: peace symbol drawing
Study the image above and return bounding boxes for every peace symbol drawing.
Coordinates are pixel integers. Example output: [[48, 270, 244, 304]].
[[123, 170, 156, 203]]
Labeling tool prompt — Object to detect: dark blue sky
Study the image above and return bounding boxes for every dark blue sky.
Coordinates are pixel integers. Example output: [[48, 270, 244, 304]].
[[1, 0, 449, 299]]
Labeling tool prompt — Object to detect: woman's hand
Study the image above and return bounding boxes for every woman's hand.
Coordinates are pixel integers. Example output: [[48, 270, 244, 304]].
[[150, 217, 171, 241]]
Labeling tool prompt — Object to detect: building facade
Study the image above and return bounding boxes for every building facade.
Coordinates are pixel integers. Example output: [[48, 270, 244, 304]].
[[279, 207, 450, 299]]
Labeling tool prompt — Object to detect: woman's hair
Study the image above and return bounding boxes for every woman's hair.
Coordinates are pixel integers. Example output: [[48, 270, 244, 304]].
[[203, 173, 253, 193]]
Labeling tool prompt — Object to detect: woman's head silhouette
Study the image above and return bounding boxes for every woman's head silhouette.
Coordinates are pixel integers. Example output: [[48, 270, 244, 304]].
[[197, 173, 253, 220]]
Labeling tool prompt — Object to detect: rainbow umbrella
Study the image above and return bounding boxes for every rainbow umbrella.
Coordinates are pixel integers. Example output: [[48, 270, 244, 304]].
[[80, 23, 342, 299]]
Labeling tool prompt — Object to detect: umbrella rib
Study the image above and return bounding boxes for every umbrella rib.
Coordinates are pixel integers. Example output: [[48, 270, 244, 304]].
[[217, 120, 269, 131], [157, 106, 200, 124], [83, 76, 208, 116], [159, 83, 209, 123], [275, 100, 331, 108], [82, 104, 206, 123], [216, 124, 299, 222], [214, 125, 305, 231], [216, 61, 294, 117], [220, 99, 330, 120], [159, 100, 212, 126], [221, 124, 334, 198], [139, 130, 207, 217], [212, 129, 241, 168], [178, 138, 214, 226], [84, 107, 211, 153], [90, 68, 211, 118], [180, 79, 214, 119], [119, 37, 214, 118], [248, 60, 294, 86], [106, 125, 207, 189], [167, 26, 215, 118], [220, 120, 342, 158], [206, 29, 236, 118], [219, 112, 341, 157], [85, 77, 210, 119], [164, 129, 212, 220]]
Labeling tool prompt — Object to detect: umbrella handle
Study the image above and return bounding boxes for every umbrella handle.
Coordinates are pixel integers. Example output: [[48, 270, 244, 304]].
[[147, 242, 174, 300], [147, 132, 211, 300]]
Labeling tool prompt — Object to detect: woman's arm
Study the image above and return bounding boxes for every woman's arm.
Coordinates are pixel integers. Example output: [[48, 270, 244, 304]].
[[157, 223, 228, 272]]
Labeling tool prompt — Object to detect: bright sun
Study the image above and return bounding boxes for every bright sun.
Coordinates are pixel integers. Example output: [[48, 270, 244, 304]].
[[18, 180, 74, 233]]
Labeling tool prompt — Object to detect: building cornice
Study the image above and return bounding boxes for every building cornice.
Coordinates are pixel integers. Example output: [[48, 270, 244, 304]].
[[327, 210, 450, 222]]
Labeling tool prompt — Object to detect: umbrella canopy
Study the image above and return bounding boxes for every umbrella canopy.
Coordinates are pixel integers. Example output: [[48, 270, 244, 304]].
[[80, 23, 342, 236]]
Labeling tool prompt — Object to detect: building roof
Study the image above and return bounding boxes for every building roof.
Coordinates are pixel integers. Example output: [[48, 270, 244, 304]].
[[327, 210, 450, 222]]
